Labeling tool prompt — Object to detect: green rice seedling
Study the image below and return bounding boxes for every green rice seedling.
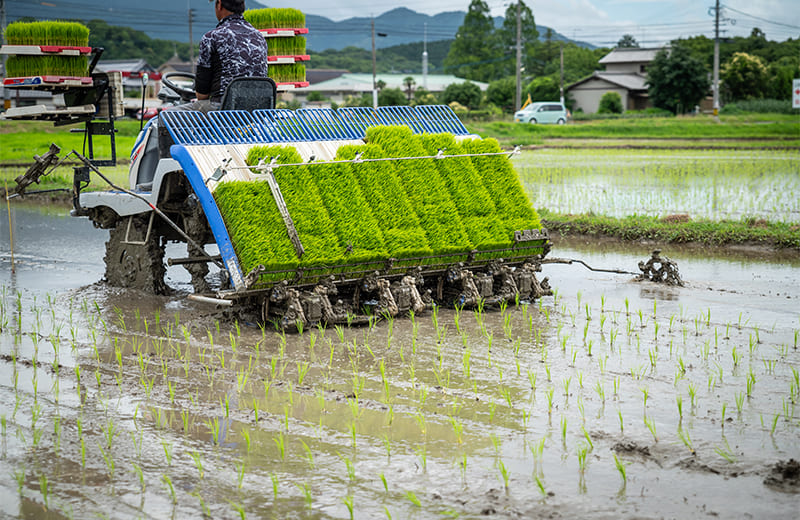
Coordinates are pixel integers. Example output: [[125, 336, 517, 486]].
[[39, 473, 49, 510], [5, 53, 89, 78], [582, 426, 593, 450], [229, 501, 246, 520], [162, 474, 177, 504], [735, 391, 745, 415], [131, 462, 146, 493], [244, 7, 306, 29], [535, 475, 547, 497], [98, 443, 115, 478], [618, 410, 624, 433], [687, 383, 697, 410], [644, 416, 658, 442], [676, 395, 683, 419], [236, 461, 246, 489], [14, 468, 25, 496], [732, 347, 742, 369], [560, 416, 568, 444], [678, 427, 695, 454], [299, 439, 314, 468], [406, 490, 422, 507], [162, 440, 173, 465], [613, 454, 627, 483], [595, 381, 606, 403], [342, 495, 355, 520], [576, 442, 589, 472], [714, 438, 736, 463], [190, 450, 204, 479], [498, 459, 510, 489], [771, 413, 780, 435]]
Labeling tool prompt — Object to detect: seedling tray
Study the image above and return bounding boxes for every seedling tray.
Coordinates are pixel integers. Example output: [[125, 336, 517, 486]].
[[267, 55, 310, 65], [259, 28, 309, 37], [0, 45, 92, 56], [0, 103, 95, 121], [3, 76, 94, 89]]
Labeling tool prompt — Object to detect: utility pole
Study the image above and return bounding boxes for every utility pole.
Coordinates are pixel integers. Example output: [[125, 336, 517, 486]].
[[515, 2, 522, 110], [189, 6, 196, 72], [422, 23, 428, 90], [372, 17, 377, 109], [559, 43, 564, 105], [712, 0, 720, 117]]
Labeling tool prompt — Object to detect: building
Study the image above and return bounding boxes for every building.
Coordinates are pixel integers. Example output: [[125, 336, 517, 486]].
[[566, 47, 662, 114], [297, 73, 488, 105], [95, 59, 160, 96]]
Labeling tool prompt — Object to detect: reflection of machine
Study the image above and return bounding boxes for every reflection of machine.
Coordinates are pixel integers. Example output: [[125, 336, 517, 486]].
[[7, 65, 553, 327]]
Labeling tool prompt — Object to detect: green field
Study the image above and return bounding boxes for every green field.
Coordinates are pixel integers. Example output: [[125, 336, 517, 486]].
[[466, 113, 800, 147]]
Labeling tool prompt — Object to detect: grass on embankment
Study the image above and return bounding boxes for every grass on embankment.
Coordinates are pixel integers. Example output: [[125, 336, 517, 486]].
[[0, 119, 141, 164], [467, 113, 800, 147], [1, 119, 139, 193], [539, 209, 800, 250]]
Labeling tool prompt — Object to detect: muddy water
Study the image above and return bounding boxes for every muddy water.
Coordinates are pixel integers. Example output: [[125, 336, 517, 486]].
[[1, 205, 799, 519]]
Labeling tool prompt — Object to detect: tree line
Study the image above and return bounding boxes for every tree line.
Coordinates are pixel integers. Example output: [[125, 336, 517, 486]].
[[18, 5, 795, 114]]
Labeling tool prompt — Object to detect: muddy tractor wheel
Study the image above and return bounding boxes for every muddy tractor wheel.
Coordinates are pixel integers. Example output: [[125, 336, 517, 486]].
[[104, 215, 168, 294]]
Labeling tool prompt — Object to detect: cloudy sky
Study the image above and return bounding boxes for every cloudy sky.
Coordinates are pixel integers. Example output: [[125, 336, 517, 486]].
[[253, 0, 799, 46]]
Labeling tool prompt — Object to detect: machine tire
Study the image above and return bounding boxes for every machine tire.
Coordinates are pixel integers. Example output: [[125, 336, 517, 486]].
[[104, 215, 168, 294], [557, 118, 566, 125], [530, 118, 537, 124]]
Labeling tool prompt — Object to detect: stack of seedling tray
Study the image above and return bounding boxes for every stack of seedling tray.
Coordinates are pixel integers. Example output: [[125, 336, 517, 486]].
[[243, 8, 309, 90], [1, 20, 96, 120]]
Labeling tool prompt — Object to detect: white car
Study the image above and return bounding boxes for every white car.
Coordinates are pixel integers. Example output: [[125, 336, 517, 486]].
[[514, 102, 570, 124]]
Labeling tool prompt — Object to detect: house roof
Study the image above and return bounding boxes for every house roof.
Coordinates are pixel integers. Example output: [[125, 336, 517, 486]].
[[599, 47, 662, 65], [159, 55, 194, 74], [307, 69, 349, 85], [566, 71, 648, 92], [303, 73, 488, 93], [95, 59, 156, 73]]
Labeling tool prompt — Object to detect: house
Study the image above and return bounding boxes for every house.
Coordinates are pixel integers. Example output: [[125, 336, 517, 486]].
[[566, 47, 663, 113], [296, 73, 488, 105], [95, 59, 160, 97]]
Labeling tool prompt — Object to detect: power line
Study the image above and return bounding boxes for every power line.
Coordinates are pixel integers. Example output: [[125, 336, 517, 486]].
[[722, 5, 800, 30]]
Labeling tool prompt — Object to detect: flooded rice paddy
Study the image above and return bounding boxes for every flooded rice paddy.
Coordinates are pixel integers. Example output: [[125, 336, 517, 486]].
[[516, 149, 800, 223], [2, 172, 800, 518]]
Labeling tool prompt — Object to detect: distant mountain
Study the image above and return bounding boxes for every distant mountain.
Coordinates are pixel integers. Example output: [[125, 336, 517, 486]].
[[7, 1, 594, 50]]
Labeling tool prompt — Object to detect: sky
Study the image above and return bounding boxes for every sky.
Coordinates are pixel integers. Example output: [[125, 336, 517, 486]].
[[252, 0, 800, 46]]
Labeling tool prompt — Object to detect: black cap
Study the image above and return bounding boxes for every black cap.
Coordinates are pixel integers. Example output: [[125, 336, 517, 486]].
[[211, 0, 245, 14]]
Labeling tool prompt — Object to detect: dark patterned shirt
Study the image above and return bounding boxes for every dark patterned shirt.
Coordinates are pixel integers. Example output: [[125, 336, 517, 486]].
[[196, 14, 269, 102]]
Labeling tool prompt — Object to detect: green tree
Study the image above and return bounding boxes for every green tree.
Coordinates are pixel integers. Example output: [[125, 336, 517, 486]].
[[617, 34, 639, 48], [721, 52, 769, 101], [413, 88, 438, 106], [525, 75, 559, 102], [306, 91, 325, 102], [598, 91, 623, 113], [486, 77, 517, 111], [443, 0, 502, 82], [378, 88, 407, 106], [440, 81, 483, 109], [647, 44, 710, 114], [766, 57, 800, 100], [403, 76, 416, 103], [496, 2, 539, 78]]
